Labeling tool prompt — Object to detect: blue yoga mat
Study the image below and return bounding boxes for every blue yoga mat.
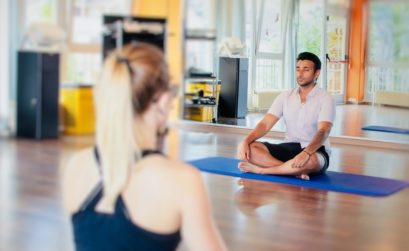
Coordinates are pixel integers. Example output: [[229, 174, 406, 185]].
[[362, 125, 409, 135], [189, 157, 409, 197]]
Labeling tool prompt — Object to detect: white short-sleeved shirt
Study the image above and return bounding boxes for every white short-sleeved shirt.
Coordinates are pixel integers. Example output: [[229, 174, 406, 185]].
[[267, 85, 336, 154]]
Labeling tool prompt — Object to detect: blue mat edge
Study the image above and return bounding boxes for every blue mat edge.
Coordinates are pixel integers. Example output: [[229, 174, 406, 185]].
[[362, 125, 409, 134], [189, 156, 409, 197]]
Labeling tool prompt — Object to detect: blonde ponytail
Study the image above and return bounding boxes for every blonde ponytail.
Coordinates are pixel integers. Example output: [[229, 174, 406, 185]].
[[94, 43, 169, 212], [95, 53, 141, 212]]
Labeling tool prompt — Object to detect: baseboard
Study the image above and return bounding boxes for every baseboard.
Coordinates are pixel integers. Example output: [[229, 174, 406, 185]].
[[375, 91, 409, 108]]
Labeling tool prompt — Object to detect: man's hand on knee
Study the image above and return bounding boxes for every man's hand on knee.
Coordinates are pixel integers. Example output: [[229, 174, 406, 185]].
[[237, 141, 250, 161], [291, 151, 311, 169]]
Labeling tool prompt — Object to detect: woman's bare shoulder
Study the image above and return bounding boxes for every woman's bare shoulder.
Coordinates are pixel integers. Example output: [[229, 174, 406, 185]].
[[62, 147, 99, 213], [135, 156, 203, 192], [67, 147, 94, 164], [63, 148, 96, 178], [145, 156, 200, 176]]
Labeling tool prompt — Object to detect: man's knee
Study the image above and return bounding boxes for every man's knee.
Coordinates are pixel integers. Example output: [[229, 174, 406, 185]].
[[249, 142, 267, 152], [304, 154, 322, 173]]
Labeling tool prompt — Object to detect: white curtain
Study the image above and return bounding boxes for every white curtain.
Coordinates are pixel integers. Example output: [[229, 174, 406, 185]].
[[282, 0, 296, 89], [0, 0, 10, 135]]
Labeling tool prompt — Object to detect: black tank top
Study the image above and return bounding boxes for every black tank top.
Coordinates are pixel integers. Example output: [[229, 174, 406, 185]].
[[71, 148, 181, 251]]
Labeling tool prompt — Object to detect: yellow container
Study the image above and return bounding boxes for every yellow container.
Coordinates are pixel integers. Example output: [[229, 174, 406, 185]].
[[184, 106, 214, 122], [60, 84, 95, 134], [185, 82, 221, 100]]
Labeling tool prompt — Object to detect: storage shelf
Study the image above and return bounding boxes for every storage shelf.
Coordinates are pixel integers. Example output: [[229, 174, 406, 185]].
[[182, 21, 218, 122], [185, 29, 217, 40], [184, 103, 217, 107], [185, 77, 218, 82], [185, 35, 217, 40]]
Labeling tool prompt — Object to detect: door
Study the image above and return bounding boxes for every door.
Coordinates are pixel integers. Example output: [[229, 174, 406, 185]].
[[325, 1, 349, 103], [298, 0, 349, 104]]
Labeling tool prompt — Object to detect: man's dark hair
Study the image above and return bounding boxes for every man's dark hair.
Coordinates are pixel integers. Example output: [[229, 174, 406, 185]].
[[297, 52, 321, 70]]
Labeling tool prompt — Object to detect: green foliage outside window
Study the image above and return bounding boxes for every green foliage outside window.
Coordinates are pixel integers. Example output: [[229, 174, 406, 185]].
[[297, 2, 322, 56], [367, 2, 409, 92], [40, 0, 53, 21]]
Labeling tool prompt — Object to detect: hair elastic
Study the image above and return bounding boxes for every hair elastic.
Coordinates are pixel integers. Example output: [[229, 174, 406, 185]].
[[116, 56, 134, 75], [116, 56, 129, 64]]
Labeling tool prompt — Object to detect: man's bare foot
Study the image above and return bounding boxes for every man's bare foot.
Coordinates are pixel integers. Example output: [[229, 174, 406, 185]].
[[296, 174, 310, 180], [238, 161, 265, 174]]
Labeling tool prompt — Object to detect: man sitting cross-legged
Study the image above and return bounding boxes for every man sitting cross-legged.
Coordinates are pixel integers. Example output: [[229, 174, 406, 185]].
[[237, 52, 336, 180]]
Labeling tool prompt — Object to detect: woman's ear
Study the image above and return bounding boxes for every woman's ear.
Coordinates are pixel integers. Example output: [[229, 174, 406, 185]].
[[156, 91, 172, 116]]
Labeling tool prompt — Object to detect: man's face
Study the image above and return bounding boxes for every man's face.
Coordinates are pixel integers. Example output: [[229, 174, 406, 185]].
[[296, 60, 320, 87]]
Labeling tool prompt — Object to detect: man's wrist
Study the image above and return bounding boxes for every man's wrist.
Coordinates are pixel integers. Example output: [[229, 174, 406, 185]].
[[303, 149, 313, 157], [244, 138, 254, 145]]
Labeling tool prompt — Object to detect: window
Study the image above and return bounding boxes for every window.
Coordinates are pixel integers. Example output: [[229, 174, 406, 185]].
[[184, 0, 216, 73], [326, 14, 348, 96], [297, 0, 323, 89], [24, 0, 57, 26], [64, 0, 131, 84], [254, 59, 283, 91], [253, 0, 286, 92], [253, 0, 284, 92], [297, 0, 323, 57], [65, 53, 101, 84], [70, 0, 131, 45], [367, 1, 409, 94], [297, 0, 349, 102], [186, 0, 215, 30], [257, 0, 282, 55], [243, 0, 295, 111]]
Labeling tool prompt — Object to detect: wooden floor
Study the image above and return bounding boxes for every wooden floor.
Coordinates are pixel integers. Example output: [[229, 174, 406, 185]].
[[1, 124, 409, 251]]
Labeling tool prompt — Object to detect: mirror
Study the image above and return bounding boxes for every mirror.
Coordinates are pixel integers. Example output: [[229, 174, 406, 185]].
[[182, 0, 409, 145]]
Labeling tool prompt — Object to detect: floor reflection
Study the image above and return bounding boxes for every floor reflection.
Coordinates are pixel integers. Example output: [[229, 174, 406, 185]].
[[234, 178, 328, 217]]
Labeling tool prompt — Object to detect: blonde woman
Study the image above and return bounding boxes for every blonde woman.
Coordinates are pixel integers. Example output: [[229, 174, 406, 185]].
[[63, 43, 227, 251]]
